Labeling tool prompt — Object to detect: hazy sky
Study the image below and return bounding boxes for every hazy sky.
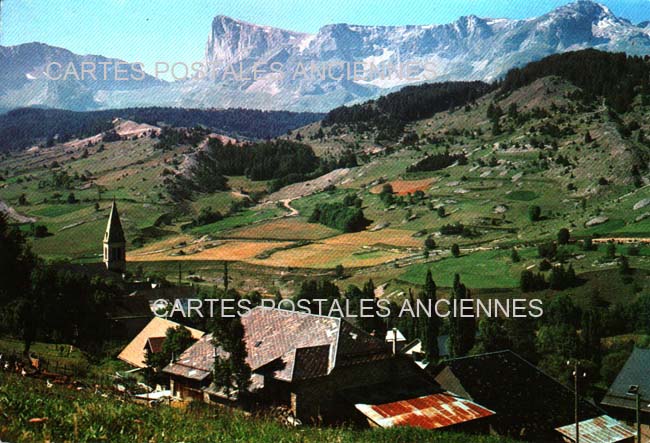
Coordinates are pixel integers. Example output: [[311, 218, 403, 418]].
[[2, 0, 650, 73]]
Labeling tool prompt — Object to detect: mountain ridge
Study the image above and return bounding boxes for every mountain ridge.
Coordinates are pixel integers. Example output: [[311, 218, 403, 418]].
[[1, 0, 649, 113]]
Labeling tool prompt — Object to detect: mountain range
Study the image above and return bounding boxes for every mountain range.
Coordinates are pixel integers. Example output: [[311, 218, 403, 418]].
[[1, 0, 650, 113]]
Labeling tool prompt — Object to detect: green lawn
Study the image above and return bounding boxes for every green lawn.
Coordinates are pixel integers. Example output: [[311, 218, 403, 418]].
[[400, 248, 539, 289], [191, 208, 281, 236], [506, 190, 539, 201]]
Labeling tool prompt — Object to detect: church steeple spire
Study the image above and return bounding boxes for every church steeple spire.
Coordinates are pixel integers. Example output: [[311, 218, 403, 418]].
[[103, 199, 126, 272]]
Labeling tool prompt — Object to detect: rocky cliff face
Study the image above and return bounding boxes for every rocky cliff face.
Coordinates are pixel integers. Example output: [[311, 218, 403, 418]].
[[0, 42, 163, 111], [2, 1, 649, 112], [191, 0, 650, 110]]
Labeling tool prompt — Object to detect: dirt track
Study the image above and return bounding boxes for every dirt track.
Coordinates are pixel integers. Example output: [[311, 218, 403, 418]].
[[262, 168, 350, 203], [0, 200, 36, 223]]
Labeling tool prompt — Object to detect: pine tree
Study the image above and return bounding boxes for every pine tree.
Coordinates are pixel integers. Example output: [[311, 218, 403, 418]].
[[581, 308, 602, 365], [357, 279, 386, 336], [419, 270, 440, 361], [211, 290, 251, 399], [511, 248, 521, 263], [448, 274, 476, 357], [146, 326, 195, 374]]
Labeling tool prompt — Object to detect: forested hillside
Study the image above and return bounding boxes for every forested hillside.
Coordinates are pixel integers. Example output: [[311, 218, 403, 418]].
[[500, 49, 650, 112], [322, 81, 493, 140], [321, 50, 650, 142], [0, 107, 324, 151]]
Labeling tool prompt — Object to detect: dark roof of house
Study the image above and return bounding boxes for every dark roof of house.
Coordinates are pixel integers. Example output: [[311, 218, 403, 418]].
[[104, 200, 125, 244], [602, 347, 650, 413], [345, 375, 495, 430], [555, 415, 636, 443], [163, 307, 391, 383], [433, 350, 603, 438], [146, 337, 166, 354]]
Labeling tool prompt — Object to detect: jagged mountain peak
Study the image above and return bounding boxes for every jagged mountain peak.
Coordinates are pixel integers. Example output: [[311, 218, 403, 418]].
[[210, 15, 306, 36], [547, 0, 621, 23], [2, 2, 649, 113]]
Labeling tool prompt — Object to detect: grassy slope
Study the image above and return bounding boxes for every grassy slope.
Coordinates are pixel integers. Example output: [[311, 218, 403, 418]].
[[3, 75, 650, 291], [0, 373, 518, 443]]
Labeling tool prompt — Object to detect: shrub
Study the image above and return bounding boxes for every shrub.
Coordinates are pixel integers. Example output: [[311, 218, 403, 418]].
[[424, 237, 436, 250], [528, 205, 542, 222], [511, 248, 521, 263], [557, 228, 570, 245]]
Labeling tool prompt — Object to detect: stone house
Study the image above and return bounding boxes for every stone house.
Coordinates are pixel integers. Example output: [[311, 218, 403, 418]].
[[163, 307, 494, 430]]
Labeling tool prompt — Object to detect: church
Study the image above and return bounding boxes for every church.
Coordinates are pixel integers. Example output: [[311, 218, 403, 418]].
[[103, 199, 126, 273]]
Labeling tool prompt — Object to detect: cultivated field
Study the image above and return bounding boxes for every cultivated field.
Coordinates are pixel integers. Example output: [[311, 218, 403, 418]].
[[370, 177, 437, 195], [222, 217, 338, 240]]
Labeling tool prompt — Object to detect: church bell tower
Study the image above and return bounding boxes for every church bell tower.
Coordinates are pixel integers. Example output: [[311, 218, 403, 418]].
[[103, 200, 126, 273]]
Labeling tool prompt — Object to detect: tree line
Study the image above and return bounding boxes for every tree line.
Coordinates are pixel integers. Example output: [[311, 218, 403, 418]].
[[500, 49, 650, 113], [407, 150, 468, 173], [0, 107, 324, 152], [170, 138, 357, 201], [322, 49, 650, 138], [322, 81, 493, 140]]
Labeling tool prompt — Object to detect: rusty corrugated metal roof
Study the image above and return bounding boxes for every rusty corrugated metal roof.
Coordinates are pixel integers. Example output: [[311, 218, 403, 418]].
[[356, 391, 495, 430], [347, 376, 495, 430], [555, 415, 636, 443]]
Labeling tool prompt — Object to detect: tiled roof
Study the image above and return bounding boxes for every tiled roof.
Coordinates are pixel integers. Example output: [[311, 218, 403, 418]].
[[434, 350, 602, 436], [164, 307, 391, 382], [117, 317, 204, 368], [292, 345, 331, 380], [163, 334, 225, 381], [555, 415, 636, 443], [346, 376, 495, 430], [602, 347, 650, 413]]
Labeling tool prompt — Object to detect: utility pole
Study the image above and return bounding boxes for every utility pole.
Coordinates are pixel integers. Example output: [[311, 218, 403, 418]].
[[223, 261, 229, 292], [568, 359, 586, 443], [178, 262, 182, 286], [637, 390, 641, 443], [627, 385, 641, 443], [574, 360, 579, 443]]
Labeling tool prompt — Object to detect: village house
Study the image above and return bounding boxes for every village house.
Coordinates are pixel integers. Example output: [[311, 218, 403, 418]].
[[554, 415, 635, 443], [602, 347, 650, 441], [163, 307, 495, 431], [433, 350, 606, 442], [118, 317, 204, 369]]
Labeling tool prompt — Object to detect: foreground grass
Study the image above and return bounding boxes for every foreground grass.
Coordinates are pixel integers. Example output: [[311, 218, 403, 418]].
[[0, 373, 519, 443]]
